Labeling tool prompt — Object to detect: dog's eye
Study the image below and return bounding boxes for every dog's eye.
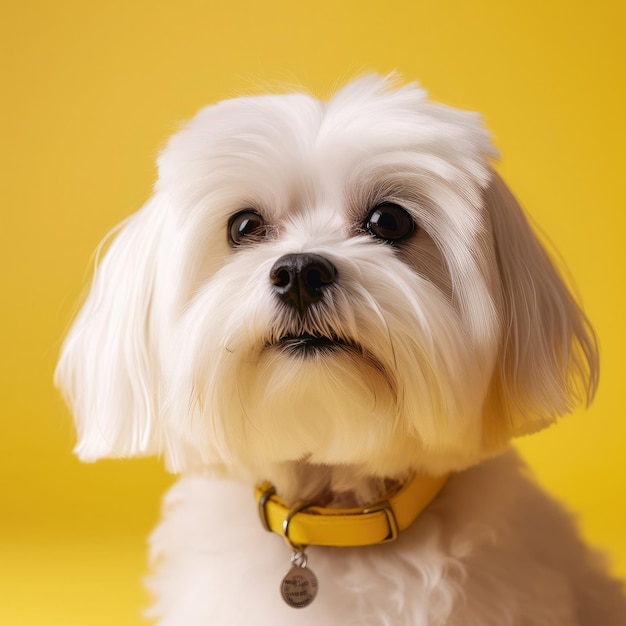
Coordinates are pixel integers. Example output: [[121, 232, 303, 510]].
[[364, 203, 415, 242], [228, 210, 266, 246]]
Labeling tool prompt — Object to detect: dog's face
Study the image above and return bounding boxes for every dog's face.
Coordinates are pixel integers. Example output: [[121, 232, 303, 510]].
[[55, 76, 597, 488]]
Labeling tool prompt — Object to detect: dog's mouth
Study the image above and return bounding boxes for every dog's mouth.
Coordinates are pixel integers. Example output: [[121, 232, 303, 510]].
[[265, 330, 391, 385], [269, 332, 359, 355]]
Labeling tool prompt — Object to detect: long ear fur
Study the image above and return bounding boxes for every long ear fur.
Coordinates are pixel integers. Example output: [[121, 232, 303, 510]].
[[483, 172, 599, 447], [55, 197, 166, 461]]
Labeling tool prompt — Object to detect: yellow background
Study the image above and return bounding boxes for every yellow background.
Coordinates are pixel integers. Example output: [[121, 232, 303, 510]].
[[1, 1, 624, 624]]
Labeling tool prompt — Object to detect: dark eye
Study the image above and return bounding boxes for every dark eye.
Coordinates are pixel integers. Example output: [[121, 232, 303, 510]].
[[364, 203, 415, 242], [228, 210, 266, 246]]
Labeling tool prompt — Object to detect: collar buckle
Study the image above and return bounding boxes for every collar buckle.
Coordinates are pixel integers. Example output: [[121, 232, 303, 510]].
[[362, 500, 399, 543]]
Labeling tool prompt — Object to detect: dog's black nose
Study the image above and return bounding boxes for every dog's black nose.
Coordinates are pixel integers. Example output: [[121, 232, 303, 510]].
[[270, 253, 337, 312]]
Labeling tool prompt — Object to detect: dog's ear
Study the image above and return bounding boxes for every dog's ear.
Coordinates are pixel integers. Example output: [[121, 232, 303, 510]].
[[55, 197, 167, 461], [483, 171, 599, 448]]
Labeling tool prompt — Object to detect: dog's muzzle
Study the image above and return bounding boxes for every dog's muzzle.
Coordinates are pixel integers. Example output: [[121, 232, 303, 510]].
[[267, 253, 362, 357]]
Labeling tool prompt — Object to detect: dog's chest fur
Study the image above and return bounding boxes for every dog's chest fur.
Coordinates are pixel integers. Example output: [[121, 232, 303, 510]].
[[147, 451, 626, 626]]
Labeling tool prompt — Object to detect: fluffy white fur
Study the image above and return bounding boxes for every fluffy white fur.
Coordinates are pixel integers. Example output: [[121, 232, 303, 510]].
[[55, 75, 625, 624]]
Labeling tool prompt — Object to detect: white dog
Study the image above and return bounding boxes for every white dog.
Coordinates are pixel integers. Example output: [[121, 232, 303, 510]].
[[55, 75, 626, 625]]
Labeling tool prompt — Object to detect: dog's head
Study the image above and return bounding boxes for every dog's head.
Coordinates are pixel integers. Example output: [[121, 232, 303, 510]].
[[55, 75, 598, 486]]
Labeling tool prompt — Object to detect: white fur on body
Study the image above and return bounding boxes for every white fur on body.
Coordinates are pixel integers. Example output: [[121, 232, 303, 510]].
[[54, 75, 624, 624], [148, 451, 625, 626]]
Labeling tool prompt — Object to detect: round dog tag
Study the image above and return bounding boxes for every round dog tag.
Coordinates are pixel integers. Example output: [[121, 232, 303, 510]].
[[280, 564, 319, 608]]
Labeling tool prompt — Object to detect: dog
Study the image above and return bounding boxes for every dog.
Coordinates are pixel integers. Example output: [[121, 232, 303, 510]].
[[55, 75, 626, 625]]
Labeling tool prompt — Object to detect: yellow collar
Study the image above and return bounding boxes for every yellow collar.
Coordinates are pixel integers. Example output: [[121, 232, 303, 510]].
[[255, 472, 449, 548]]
